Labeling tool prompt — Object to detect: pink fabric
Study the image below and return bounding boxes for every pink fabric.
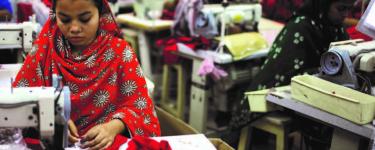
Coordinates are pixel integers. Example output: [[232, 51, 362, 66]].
[[198, 57, 228, 80]]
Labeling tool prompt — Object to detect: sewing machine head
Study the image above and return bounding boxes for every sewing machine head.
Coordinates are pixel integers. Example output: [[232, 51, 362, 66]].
[[0, 85, 70, 149], [133, 0, 165, 20], [202, 3, 262, 32], [319, 39, 375, 95], [0, 22, 40, 53]]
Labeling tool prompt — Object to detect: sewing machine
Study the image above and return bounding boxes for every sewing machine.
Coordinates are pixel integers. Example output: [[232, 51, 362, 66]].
[[0, 76, 70, 149], [263, 39, 375, 150], [202, 3, 262, 31], [319, 39, 375, 95], [0, 22, 40, 52], [0, 22, 40, 62]]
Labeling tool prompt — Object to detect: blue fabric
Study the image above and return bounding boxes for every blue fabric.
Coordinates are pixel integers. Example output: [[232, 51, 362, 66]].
[[0, 0, 13, 14]]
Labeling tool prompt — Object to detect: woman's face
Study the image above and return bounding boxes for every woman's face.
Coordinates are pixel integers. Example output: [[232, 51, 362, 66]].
[[55, 0, 99, 51], [327, 0, 355, 25]]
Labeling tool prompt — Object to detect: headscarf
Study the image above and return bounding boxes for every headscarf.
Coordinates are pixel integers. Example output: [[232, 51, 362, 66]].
[[13, 0, 160, 137]]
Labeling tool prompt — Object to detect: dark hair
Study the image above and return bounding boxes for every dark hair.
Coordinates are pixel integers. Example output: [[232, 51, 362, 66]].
[[52, 0, 103, 13], [297, 0, 355, 25], [297, 0, 336, 19]]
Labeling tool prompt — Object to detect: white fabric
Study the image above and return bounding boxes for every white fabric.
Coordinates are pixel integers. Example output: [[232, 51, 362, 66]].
[[31, 0, 49, 25]]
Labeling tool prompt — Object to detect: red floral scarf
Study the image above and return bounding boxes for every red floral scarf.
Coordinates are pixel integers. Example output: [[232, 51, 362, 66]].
[[13, 0, 160, 137]]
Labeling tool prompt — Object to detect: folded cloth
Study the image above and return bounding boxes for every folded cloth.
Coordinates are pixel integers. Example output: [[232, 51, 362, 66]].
[[25, 134, 129, 150], [127, 136, 172, 150], [156, 36, 210, 65], [24, 137, 43, 150], [106, 135, 129, 150]]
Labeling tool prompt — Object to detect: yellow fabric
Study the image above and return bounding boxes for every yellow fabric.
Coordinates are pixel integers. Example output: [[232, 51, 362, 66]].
[[216, 32, 268, 61]]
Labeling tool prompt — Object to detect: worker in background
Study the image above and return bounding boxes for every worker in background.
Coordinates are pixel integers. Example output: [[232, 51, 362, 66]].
[[226, 0, 356, 149]]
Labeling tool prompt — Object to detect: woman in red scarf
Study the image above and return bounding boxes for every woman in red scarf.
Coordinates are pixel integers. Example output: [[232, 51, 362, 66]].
[[12, 0, 160, 149]]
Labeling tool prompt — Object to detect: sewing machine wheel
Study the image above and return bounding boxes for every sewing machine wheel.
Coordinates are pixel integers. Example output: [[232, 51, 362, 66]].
[[320, 51, 343, 75]]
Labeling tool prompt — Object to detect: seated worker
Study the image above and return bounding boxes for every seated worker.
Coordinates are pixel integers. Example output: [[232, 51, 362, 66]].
[[12, 0, 160, 149], [0, 0, 12, 22], [227, 0, 355, 148]]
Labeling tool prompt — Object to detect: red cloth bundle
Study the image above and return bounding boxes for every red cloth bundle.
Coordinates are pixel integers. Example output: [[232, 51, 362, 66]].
[[17, 2, 33, 23], [127, 136, 171, 150], [156, 36, 210, 64]]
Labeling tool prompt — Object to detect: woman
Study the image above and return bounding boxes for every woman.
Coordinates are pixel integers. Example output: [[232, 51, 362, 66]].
[[12, 0, 160, 149], [248, 0, 354, 91], [227, 0, 355, 148]]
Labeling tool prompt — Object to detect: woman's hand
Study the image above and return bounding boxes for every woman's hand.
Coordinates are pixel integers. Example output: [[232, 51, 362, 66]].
[[68, 119, 79, 144], [81, 119, 125, 150]]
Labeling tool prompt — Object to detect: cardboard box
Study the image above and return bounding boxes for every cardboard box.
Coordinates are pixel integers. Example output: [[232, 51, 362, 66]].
[[156, 106, 199, 136], [156, 107, 234, 149], [209, 138, 235, 150]]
